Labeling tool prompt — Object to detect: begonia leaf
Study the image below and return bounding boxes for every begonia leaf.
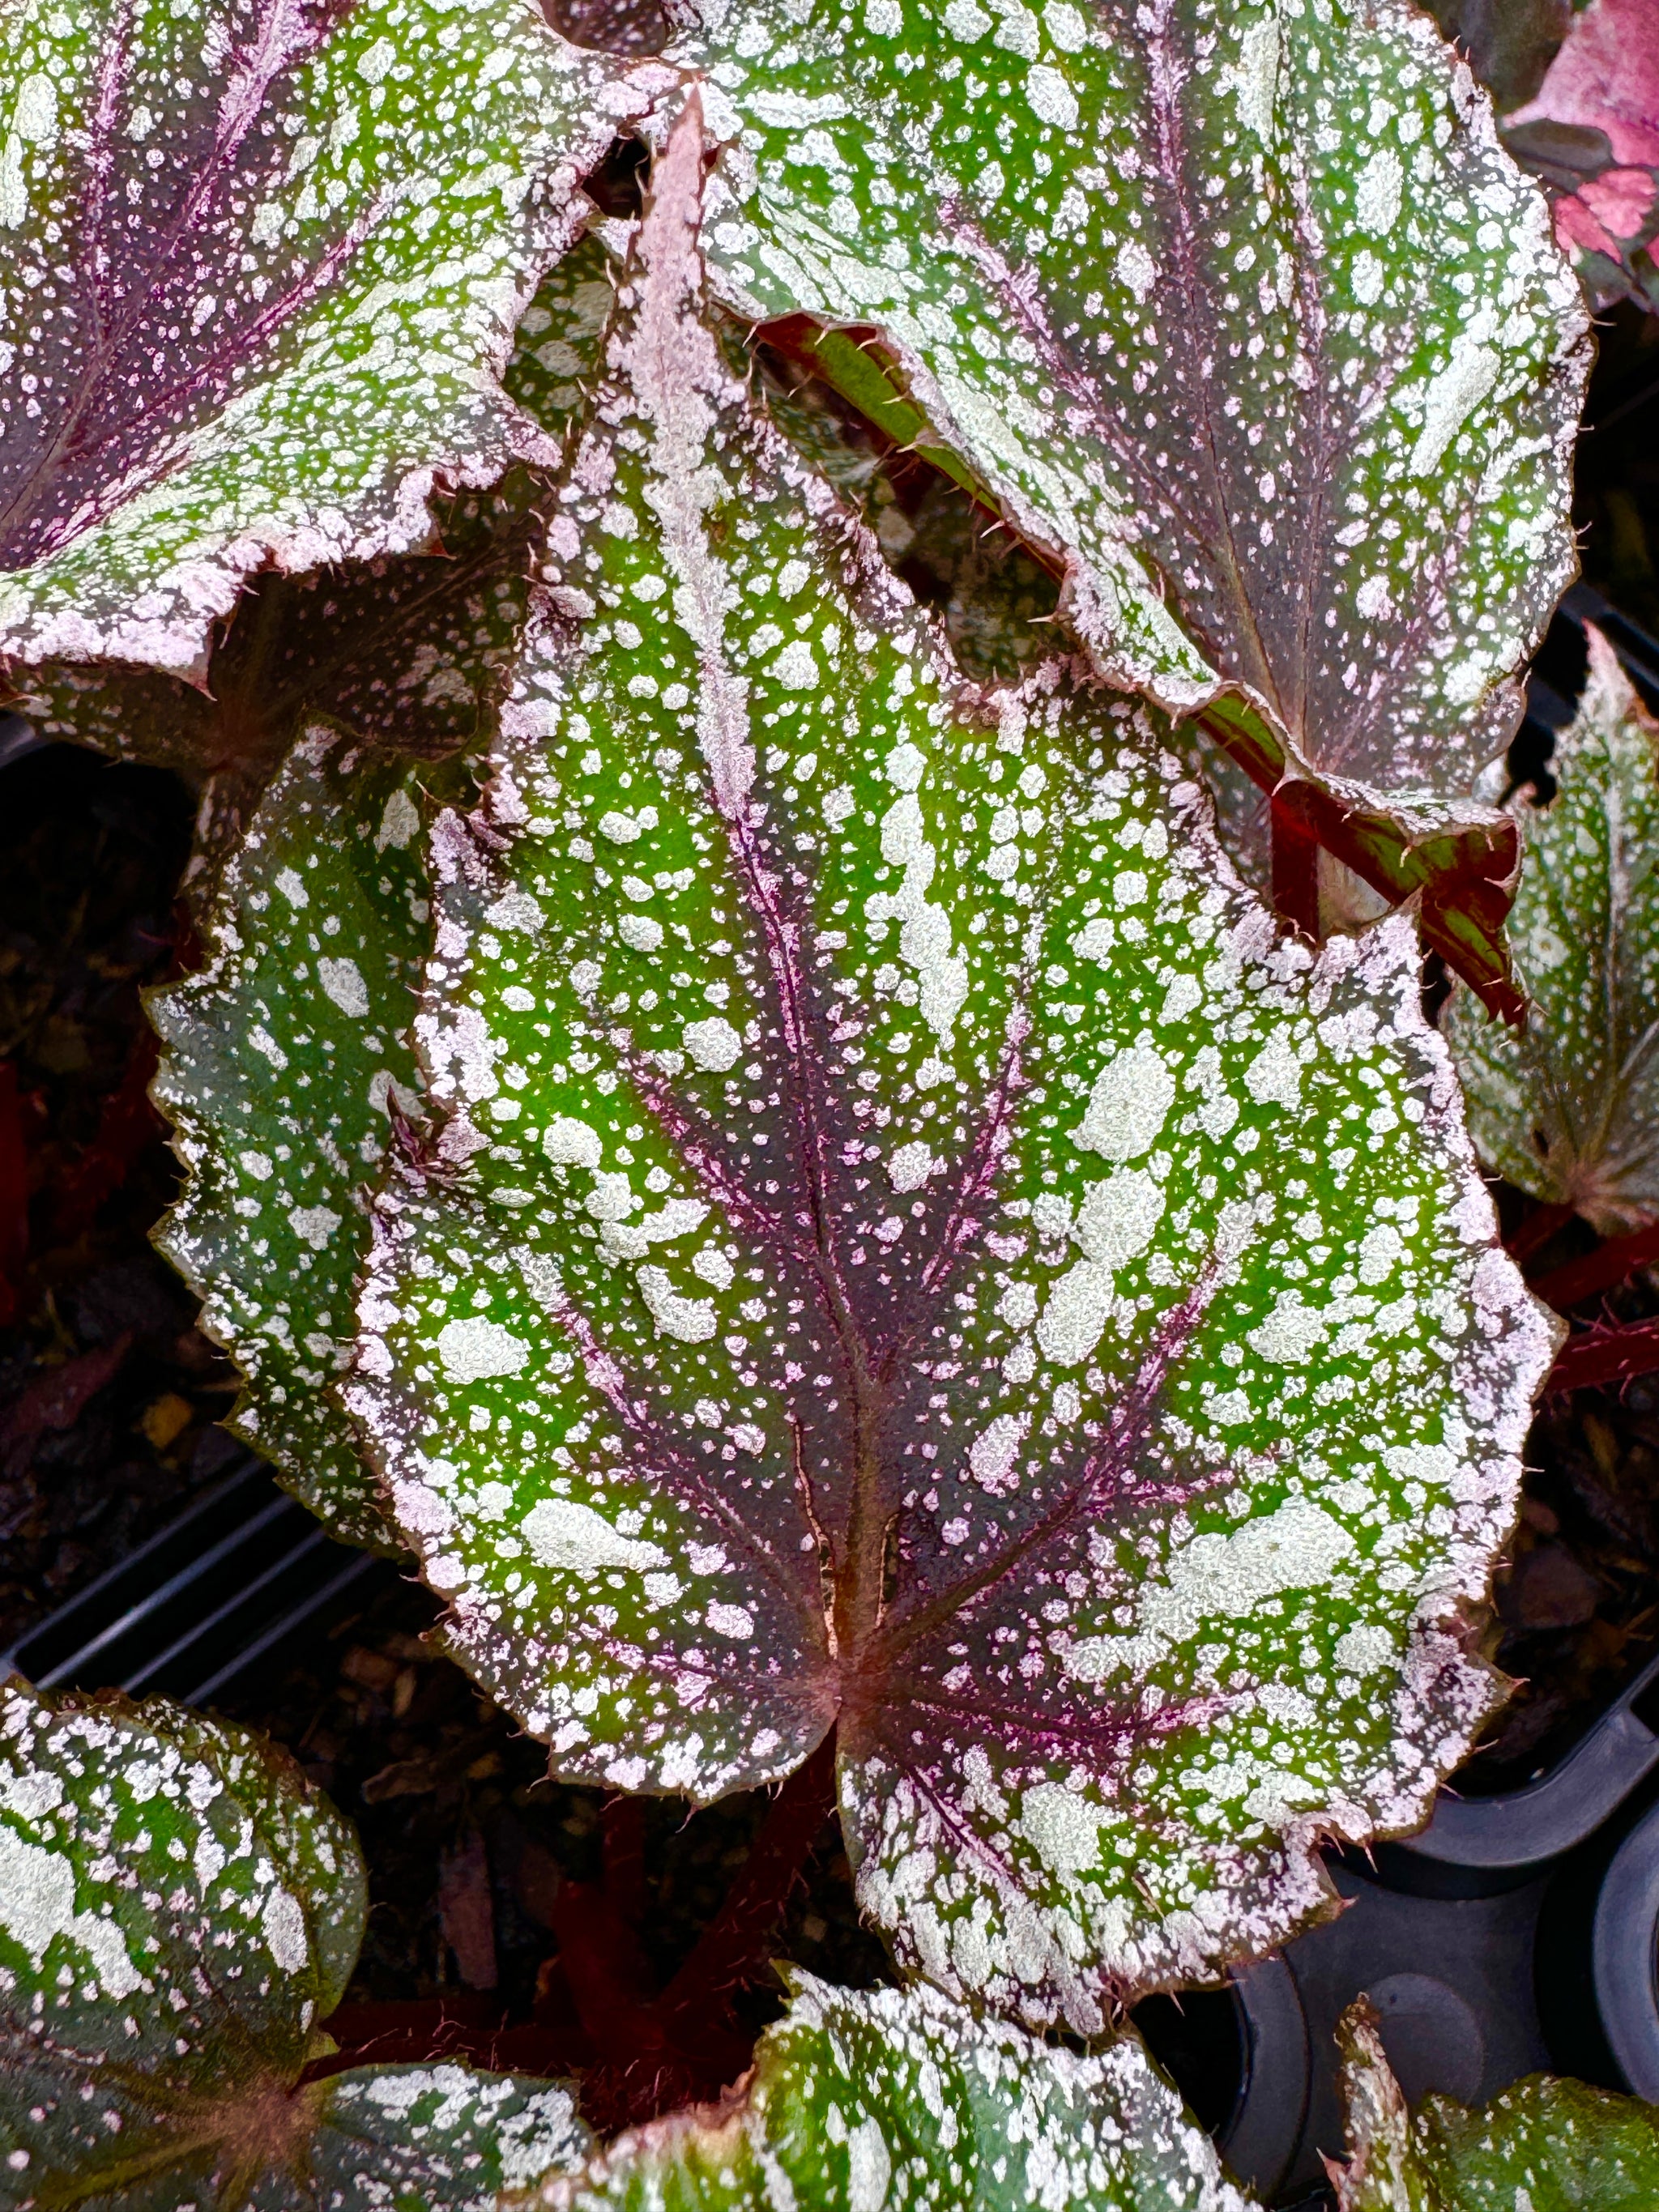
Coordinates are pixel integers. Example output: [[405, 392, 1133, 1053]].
[[684, 0, 1589, 1005], [1333, 2000, 1659, 2211], [17, 232, 621, 869], [1427, 0, 1570, 116], [1504, 0, 1659, 313], [1444, 627, 1659, 1237], [0, 0, 663, 688], [0, 1677, 590, 2210], [514, 1972, 1252, 2212], [347, 121, 1556, 2034], [151, 725, 434, 1551]]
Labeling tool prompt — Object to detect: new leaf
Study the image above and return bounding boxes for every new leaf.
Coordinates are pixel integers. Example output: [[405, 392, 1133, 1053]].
[[0, 1678, 589, 2210], [348, 123, 1555, 2034]]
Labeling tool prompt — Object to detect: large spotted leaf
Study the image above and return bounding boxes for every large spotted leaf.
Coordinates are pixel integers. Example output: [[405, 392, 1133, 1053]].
[[0, 0, 667, 687], [0, 1677, 590, 2210], [684, 0, 1589, 1005], [517, 1973, 1252, 2211], [151, 725, 433, 1551], [1444, 628, 1659, 1236], [346, 125, 1556, 2034], [1333, 2001, 1659, 2211]]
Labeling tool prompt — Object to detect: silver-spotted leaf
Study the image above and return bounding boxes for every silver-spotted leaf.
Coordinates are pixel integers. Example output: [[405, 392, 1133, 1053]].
[[517, 1972, 1252, 2212], [1333, 2001, 1659, 2211], [151, 724, 433, 1550], [347, 127, 1556, 2033], [0, 0, 662, 686], [0, 1677, 591, 2210], [1444, 627, 1659, 1236], [684, 0, 1589, 991]]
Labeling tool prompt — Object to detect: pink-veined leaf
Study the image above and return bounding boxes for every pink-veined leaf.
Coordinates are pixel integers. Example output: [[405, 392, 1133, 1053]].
[[674, 0, 1590, 1012], [0, 0, 670, 688], [345, 117, 1556, 2034]]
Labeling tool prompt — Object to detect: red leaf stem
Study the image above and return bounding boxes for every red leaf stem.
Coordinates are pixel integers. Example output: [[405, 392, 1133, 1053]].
[[1507, 1200, 1579, 1267], [1545, 1318, 1659, 1396], [1530, 1220, 1659, 1311], [1269, 788, 1322, 940]]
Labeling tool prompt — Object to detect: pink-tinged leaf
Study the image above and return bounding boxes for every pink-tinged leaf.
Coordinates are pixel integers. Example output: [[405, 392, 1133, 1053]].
[[346, 115, 1556, 2034], [1506, 0, 1659, 305], [0, 0, 670, 688]]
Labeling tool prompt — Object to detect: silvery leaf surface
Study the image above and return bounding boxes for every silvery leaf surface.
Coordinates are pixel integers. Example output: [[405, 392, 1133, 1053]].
[[22, 235, 622, 880], [0, 0, 666, 686], [1444, 628, 1659, 1236], [1333, 2001, 1659, 2212], [683, 0, 1588, 987], [348, 120, 1555, 2034], [516, 1972, 1252, 2212], [151, 725, 433, 1550], [0, 1679, 589, 2211]]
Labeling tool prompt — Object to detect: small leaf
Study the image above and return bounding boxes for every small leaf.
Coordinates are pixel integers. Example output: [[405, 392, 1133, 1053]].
[[1503, 0, 1659, 310], [348, 121, 1556, 2032], [685, 0, 1589, 992], [1333, 1999, 1659, 2210], [0, 1676, 591, 2207], [151, 725, 432, 1550], [1444, 628, 1659, 1236], [520, 1973, 1252, 2212], [0, 0, 655, 686]]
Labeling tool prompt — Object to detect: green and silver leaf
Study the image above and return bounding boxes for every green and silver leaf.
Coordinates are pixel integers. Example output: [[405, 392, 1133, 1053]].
[[347, 122, 1556, 2033], [0, 0, 663, 686], [681, 0, 1589, 993], [151, 725, 433, 1550], [0, 1677, 590, 2210], [1444, 627, 1659, 1235], [518, 1973, 1252, 2212], [1333, 2000, 1659, 2211]]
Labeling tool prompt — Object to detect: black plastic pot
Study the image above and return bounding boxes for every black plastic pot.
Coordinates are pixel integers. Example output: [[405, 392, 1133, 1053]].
[[0, 1449, 386, 1705]]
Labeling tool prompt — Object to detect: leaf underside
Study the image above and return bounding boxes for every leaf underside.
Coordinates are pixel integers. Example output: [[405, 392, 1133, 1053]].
[[684, 0, 1589, 947], [347, 125, 1555, 2035], [1333, 2001, 1659, 2212], [527, 1972, 1252, 2212], [1444, 626, 1659, 1237], [0, 0, 654, 685], [0, 1677, 591, 2210]]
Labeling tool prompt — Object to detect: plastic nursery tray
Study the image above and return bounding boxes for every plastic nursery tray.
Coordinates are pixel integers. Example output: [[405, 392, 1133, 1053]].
[[0, 1451, 386, 1707]]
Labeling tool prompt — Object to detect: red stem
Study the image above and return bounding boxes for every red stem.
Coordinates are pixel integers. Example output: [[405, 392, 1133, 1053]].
[[659, 1733, 838, 2023], [603, 1793, 649, 1928], [1531, 1220, 1659, 1311], [1269, 790, 1321, 940], [1508, 1200, 1578, 1267], [1546, 1318, 1659, 1396]]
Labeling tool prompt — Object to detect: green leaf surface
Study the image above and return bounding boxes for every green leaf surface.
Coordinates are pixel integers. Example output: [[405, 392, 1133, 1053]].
[[519, 1973, 1252, 2212], [1333, 2001, 1659, 2211], [0, 0, 663, 686], [1444, 627, 1659, 1235], [0, 1677, 591, 2210], [347, 126, 1557, 2032], [683, 0, 1589, 986], [151, 725, 433, 1550]]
